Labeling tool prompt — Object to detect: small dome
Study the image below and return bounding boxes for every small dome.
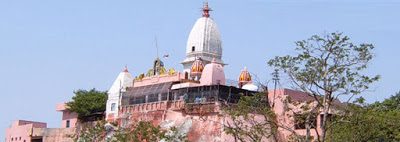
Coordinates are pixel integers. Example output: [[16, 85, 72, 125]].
[[239, 67, 252, 83], [191, 58, 205, 76], [200, 58, 226, 85], [242, 83, 258, 92]]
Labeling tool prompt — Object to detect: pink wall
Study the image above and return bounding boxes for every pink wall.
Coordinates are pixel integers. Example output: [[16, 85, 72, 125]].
[[32, 128, 75, 142], [60, 111, 78, 128], [6, 104, 78, 142], [56, 103, 78, 128], [5, 120, 47, 142], [268, 89, 323, 141], [5, 115, 77, 142], [133, 73, 184, 87]]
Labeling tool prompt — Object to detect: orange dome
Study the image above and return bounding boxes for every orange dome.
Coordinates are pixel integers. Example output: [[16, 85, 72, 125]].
[[191, 58, 205, 76], [238, 67, 252, 83]]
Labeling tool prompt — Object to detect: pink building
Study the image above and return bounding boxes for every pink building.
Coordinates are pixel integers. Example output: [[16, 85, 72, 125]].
[[5, 120, 46, 142], [5, 104, 77, 142], [268, 89, 322, 141], [56, 103, 78, 129], [110, 69, 329, 141]]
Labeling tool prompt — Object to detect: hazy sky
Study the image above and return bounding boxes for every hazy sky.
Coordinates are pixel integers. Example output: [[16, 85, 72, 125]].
[[1, 0, 399, 140]]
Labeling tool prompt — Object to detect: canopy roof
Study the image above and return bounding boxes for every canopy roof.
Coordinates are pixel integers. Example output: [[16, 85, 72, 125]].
[[124, 82, 173, 97]]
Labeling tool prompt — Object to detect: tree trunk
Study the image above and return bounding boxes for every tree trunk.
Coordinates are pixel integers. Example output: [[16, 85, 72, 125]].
[[305, 113, 311, 142], [320, 93, 330, 142]]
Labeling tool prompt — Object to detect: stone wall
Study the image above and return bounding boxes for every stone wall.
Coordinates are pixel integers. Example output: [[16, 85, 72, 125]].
[[32, 128, 75, 142]]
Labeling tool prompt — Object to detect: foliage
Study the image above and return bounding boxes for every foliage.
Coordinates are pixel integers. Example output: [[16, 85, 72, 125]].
[[162, 126, 189, 142], [370, 91, 400, 111], [268, 32, 379, 141], [328, 96, 400, 141], [73, 120, 188, 142], [67, 88, 108, 120], [74, 120, 107, 142], [112, 121, 167, 142], [223, 93, 278, 142]]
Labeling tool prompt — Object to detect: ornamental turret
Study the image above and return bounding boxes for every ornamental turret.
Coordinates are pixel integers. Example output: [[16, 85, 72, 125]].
[[238, 67, 252, 88], [190, 57, 205, 80]]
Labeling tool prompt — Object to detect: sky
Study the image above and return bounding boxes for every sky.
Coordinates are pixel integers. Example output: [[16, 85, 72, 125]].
[[0, 0, 399, 140]]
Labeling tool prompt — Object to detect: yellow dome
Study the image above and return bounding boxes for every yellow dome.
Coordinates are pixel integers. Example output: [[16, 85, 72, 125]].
[[239, 67, 252, 83], [191, 58, 205, 76]]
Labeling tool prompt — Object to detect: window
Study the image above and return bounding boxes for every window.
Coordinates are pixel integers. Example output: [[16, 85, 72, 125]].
[[66, 120, 70, 128], [294, 113, 317, 129], [111, 103, 116, 111], [147, 94, 159, 103], [192, 46, 195, 52]]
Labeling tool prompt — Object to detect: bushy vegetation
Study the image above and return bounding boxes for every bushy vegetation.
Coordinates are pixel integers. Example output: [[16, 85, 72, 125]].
[[73, 120, 188, 142], [74, 120, 107, 142], [223, 93, 278, 142], [112, 121, 166, 142], [66, 88, 108, 120], [329, 93, 400, 141]]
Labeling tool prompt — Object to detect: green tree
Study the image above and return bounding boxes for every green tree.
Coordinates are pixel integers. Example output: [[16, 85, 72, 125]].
[[268, 32, 379, 141], [67, 88, 108, 120], [329, 96, 400, 141], [223, 93, 278, 142], [370, 91, 400, 111]]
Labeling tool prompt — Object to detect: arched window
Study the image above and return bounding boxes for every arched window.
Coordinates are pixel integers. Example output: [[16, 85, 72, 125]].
[[192, 46, 195, 52]]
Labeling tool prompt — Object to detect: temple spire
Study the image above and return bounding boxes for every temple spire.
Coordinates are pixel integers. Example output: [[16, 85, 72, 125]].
[[202, 2, 212, 18], [123, 65, 129, 72]]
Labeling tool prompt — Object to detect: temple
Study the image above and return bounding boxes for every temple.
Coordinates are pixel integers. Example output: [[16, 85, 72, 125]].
[[5, 2, 336, 142]]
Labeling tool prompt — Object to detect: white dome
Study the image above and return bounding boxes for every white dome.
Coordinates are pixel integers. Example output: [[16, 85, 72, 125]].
[[182, 3, 224, 73], [186, 17, 222, 56], [184, 17, 223, 64], [242, 83, 259, 92]]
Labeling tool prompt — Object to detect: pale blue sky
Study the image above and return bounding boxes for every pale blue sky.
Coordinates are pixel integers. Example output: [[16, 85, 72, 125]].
[[1, 0, 399, 140]]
